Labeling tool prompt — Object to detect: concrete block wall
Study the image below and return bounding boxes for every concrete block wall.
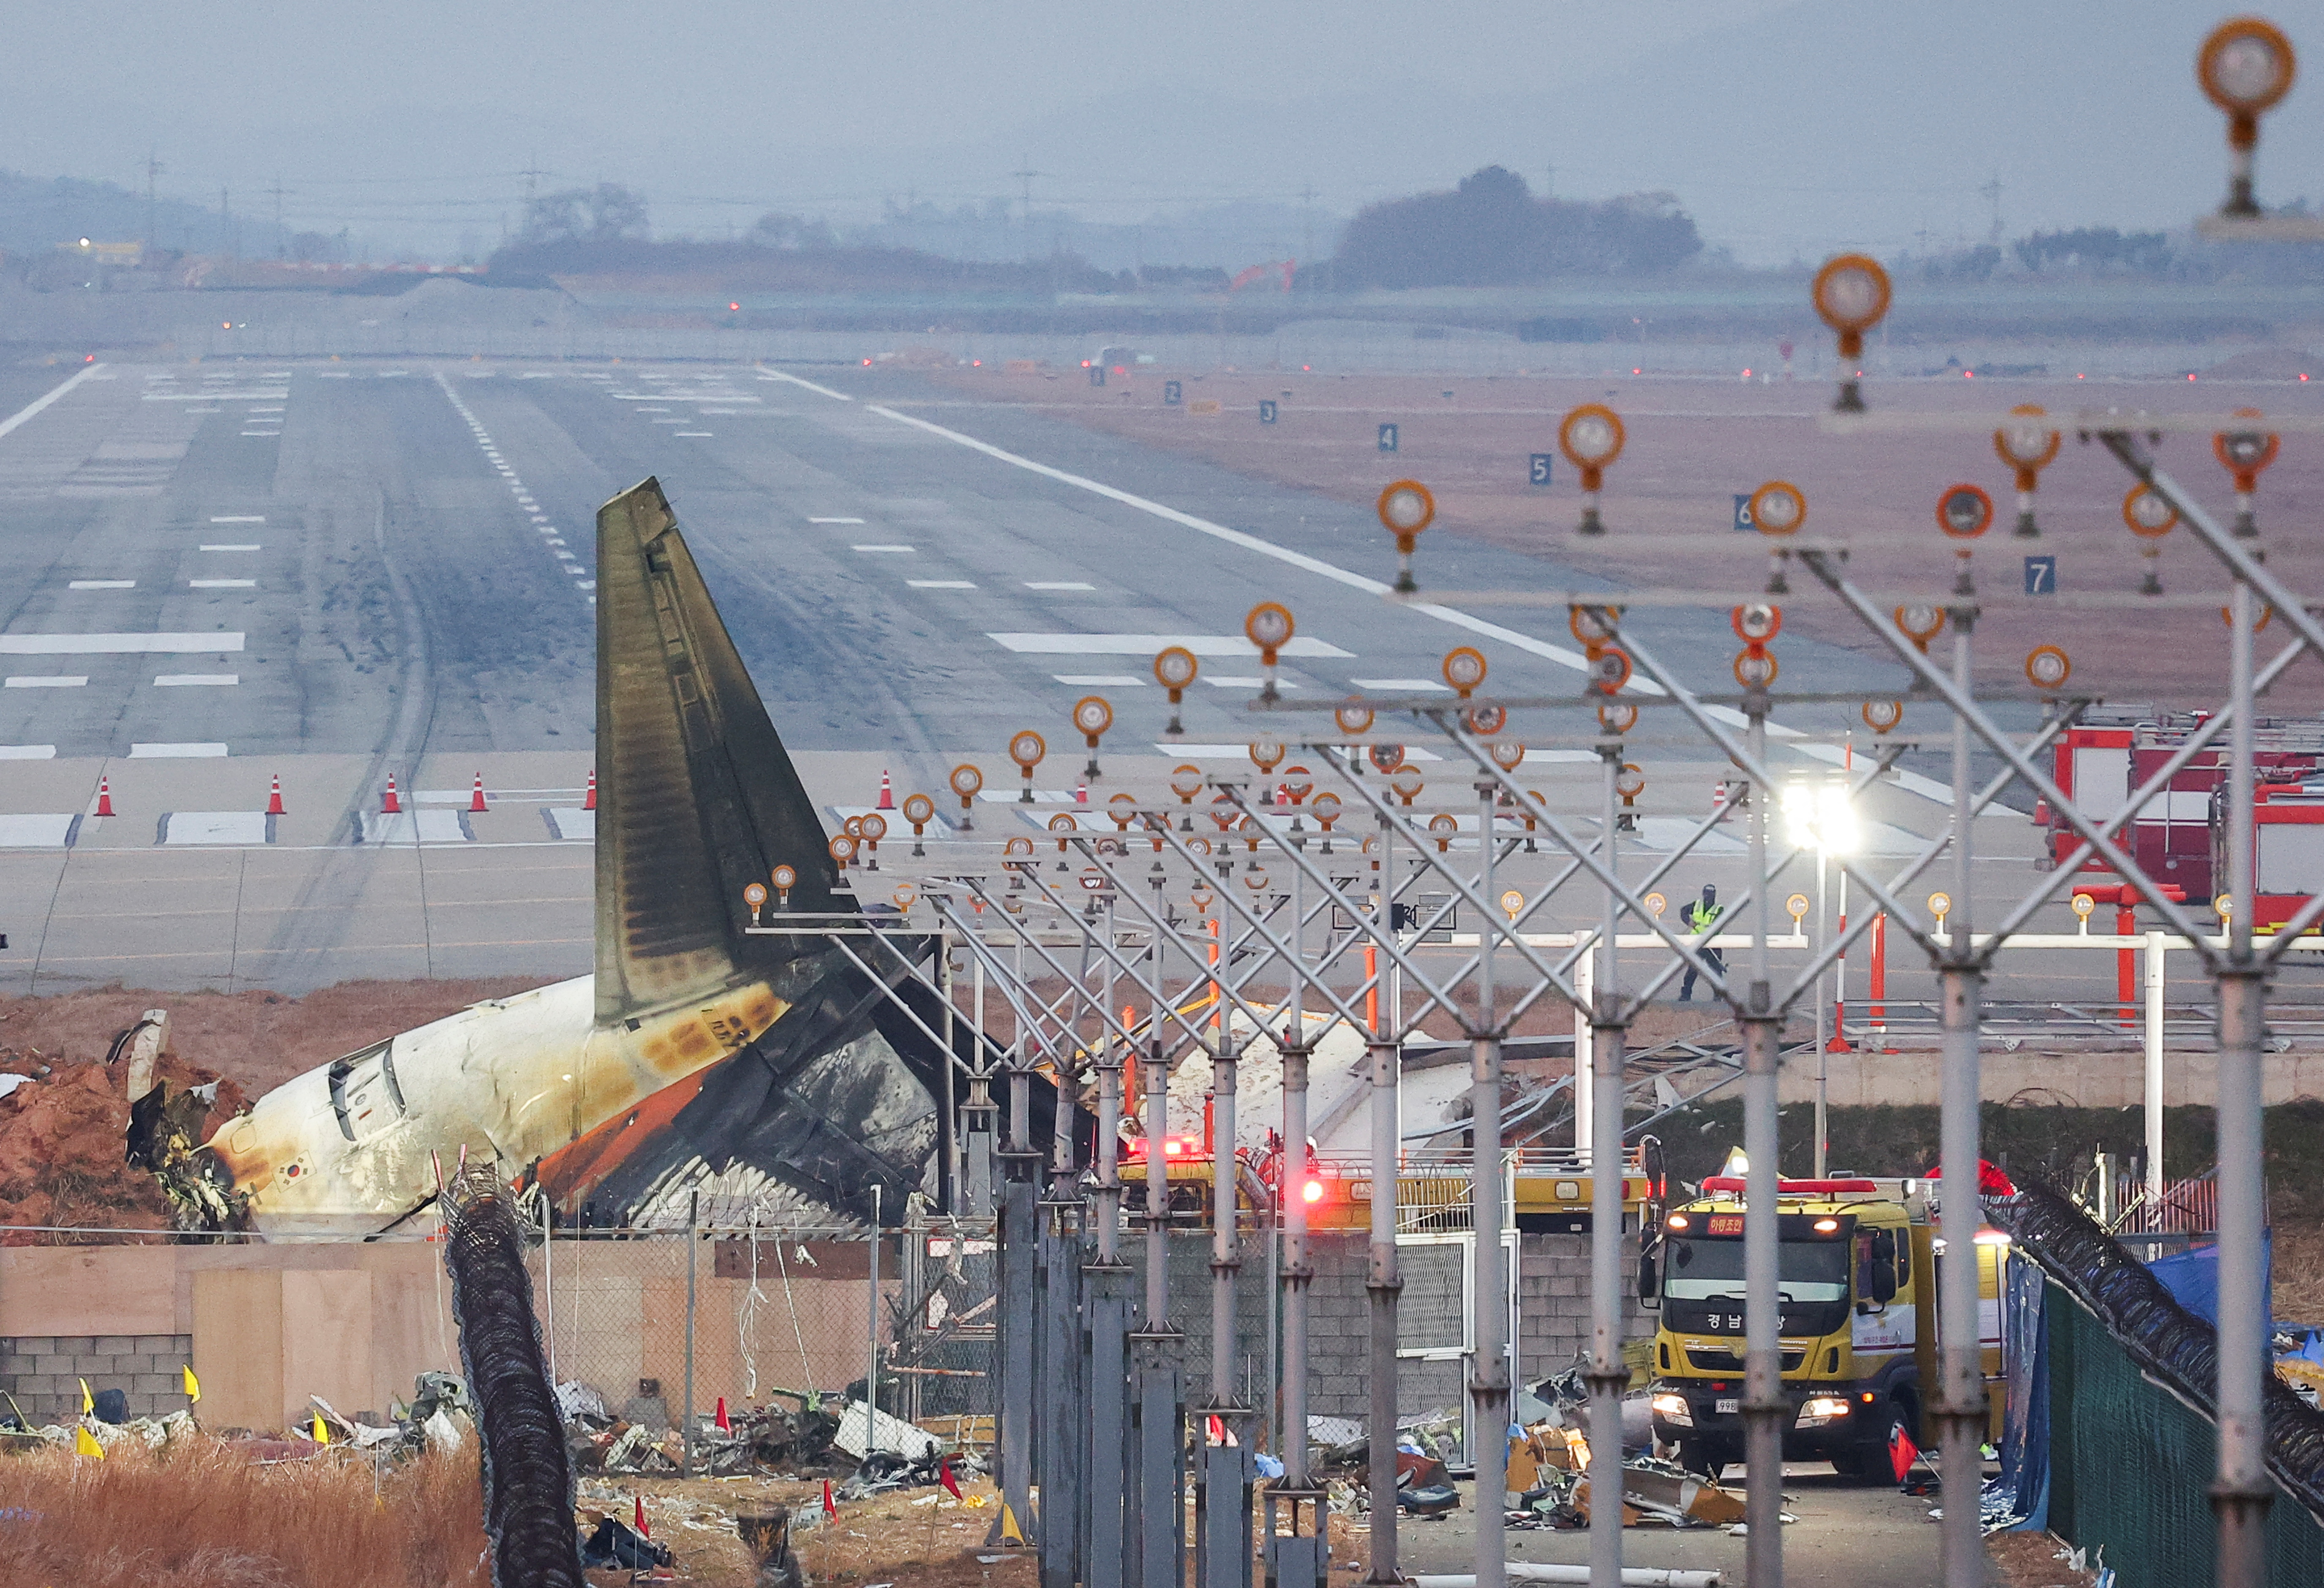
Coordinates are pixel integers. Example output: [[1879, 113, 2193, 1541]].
[[0, 1333, 194, 1424], [1116, 1228, 1646, 1430]]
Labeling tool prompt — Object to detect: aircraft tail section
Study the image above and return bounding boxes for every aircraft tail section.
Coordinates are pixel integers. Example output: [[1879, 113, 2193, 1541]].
[[594, 478, 837, 1027]]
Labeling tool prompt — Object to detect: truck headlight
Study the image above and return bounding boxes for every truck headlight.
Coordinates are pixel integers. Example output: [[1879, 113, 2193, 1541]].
[[1650, 1392, 1692, 1427], [1795, 1396, 1852, 1428]]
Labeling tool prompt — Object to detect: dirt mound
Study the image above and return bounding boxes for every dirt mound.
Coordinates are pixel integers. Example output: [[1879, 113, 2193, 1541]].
[[0, 977, 557, 1095], [0, 978, 554, 1238], [0, 1046, 243, 1237], [2201, 345, 2320, 379]]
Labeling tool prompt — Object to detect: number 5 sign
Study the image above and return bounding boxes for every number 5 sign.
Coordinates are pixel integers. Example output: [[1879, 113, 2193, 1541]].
[[1529, 453, 1553, 486]]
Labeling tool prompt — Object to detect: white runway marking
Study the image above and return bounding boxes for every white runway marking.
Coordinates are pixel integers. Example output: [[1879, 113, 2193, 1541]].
[[155, 674, 239, 686], [210, 516, 265, 523], [0, 813, 76, 845], [853, 544, 915, 554], [130, 742, 229, 757], [808, 517, 866, 524], [68, 580, 135, 590], [4, 676, 86, 688], [674, 431, 712, 437], [2, 634, 243, 654], [1026, 581, 1095, 590], [0, 364, 104, 443], [908, 580, 978, 589], [988, 632, 1353, 658], [756, 366, 854, 401], [1351, 677, 1450, 693], [865, 400, 1948, 803], [199, 544, 261, 552], [0, 746, 58, 760], [1053, 674, 1146, 686], [189, 579, 256, 589]]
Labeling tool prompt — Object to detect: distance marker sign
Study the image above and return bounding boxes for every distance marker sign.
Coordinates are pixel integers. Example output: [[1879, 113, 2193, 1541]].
[[1733, 493, 1753, 531], [1529, 453, 1554, 486], [1378, 422, 1399, 453], [1164, 381, 1181, 405], [2024, 555, 2057, 596], [1260, 399, 1278, 424]]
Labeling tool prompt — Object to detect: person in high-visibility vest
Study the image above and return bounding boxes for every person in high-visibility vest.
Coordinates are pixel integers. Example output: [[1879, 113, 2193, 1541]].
[[1678, 884, 1724, 1001]]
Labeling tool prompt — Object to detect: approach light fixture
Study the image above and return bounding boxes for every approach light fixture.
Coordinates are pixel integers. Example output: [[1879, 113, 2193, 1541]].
[[1558, 405, 1626, 533], [1377, 479, 1435, 592], [2199, 18, 2297, 216], [1811, 253, 1891, 410]]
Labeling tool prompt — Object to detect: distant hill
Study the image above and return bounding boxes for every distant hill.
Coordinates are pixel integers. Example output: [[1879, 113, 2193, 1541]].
[[488, 235, 1120, 295], [0, 168, 268, 260]]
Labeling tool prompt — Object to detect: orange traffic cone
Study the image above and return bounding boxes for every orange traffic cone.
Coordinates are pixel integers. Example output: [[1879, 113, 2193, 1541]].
[[382, 774, 401, 814], [266, 774, 285, 815], [876, 770, 895, 810], [94, 776, 114, 817], [583, 770, 597, 810], [469, 773, 488, 813]]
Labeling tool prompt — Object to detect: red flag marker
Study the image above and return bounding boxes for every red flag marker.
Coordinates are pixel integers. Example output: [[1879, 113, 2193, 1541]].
[[821, 1479, 837, 1517], [939, 1457, 962, 1500], [715, 1396, 731, 1432], [635, 1493, 649, 1537], [1889, 1419, 1920, 1486]]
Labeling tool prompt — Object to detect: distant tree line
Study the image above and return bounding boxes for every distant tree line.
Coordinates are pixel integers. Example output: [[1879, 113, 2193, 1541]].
[[1318, 166, 1704, 288]]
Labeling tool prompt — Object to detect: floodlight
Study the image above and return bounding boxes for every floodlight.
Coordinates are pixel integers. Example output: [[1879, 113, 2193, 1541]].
[[1390, 766, 1424, 806], [1245, 602, 1296, 700], [948, 763, 982, 831], [1369, 743, 1407, 775], [1427, 812, 1458, 853], [2123, 484, 2179, 595], [1249, 739, 1285, 774], [1733, 648, 1778, 689], [1895, 601, 1945, 651], [1334, 699, 1375, 738], [1490, 739, 1525, 771], [1570, 604, 1620, 648], [1862, 700, 1904, 735], [1009, 730, 1046, 802], [1597, 701, 1639, 737], [1072, 694, 1113, 778], [1991, 407, 2059, 537], [1500, 888, 1525, 921], [1937, 483, 1994, 539]]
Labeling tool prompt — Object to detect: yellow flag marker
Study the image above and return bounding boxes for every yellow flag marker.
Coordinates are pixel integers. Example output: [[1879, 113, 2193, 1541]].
[[999, 1503, 1025, 1546], [79, 1378, 94, 1415], [182, 1365, 201, 1403], [311, 1412, 331, 1446], [74, 1425, 105, 1459]]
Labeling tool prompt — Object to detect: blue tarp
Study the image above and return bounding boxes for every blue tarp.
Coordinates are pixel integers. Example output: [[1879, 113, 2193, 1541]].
[[2146, 1235, 2273, 1345], [1984, 1252, 2052, 1532]]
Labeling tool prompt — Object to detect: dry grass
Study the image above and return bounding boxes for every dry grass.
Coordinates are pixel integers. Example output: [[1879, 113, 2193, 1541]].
[[0, 1440, 489, 1588]]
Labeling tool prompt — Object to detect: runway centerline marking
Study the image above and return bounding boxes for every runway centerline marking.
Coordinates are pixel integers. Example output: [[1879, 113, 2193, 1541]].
[[189, 579, 256, 589], [199, 544, 261, 552], [209, 516, 265, 523], [1053, 674, 1146, 686], [130, 742, 229, 758], [808, 517, 866, 524], [68, 580, 135, 590], [907, 580, 977, 589], [1026, 581, 1095, 590], [155, 674, 239, 686], [4, 676, 87, 688], [852, 544, 915, 554]]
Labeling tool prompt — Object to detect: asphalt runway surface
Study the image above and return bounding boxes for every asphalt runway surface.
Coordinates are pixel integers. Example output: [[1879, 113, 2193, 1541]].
[[0, 356, 2287, 1030]]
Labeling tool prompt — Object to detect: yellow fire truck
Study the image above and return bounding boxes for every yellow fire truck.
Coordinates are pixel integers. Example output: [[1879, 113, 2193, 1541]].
[[1643, 1172, 2007, 1477]]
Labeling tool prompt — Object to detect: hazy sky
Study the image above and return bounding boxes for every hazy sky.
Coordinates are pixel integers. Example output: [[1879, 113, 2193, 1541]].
[[3, 1, 2315, 264]]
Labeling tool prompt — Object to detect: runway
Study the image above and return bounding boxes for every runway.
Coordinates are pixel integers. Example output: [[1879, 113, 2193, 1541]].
[[0, 355, 2176, 1011]]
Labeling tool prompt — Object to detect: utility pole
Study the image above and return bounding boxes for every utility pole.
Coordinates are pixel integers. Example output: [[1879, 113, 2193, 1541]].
[[268, 176, 288, 258], [143, 151, 163, 252], [518, 156, 550, 235], [220, 187, 232, 262], [1979, 171, 2004, 246], [1012, 158, 1039, 262]]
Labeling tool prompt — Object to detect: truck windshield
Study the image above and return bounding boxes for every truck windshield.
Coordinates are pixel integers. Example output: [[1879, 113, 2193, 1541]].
[[1664, 1236, 1850, 1302]]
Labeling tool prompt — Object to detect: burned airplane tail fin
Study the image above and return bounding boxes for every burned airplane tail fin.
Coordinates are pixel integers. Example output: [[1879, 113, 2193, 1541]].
[[594, 478, 838, 1028]]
